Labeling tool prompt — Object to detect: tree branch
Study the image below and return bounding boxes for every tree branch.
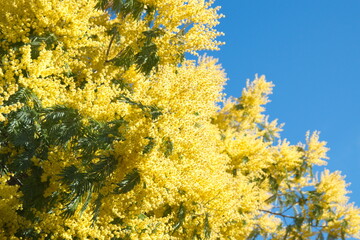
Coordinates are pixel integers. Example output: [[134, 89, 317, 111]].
[[260, 209, 296, 219]]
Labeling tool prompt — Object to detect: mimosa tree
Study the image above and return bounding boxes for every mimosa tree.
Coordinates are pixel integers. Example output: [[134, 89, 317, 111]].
[[0, 0, 359, 239]]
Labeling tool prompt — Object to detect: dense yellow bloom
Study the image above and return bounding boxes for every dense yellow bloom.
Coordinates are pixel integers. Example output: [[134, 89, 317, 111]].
[[317, 169, 349, 206], [214, 75, 274, 132], [305, 131, 329, 166], [0, 0, 359, 239], [0, 174, 24, 238]]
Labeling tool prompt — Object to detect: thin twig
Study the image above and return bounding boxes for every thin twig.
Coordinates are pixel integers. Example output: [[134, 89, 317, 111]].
[[105, 31, 117, 62], [260, 209, 296, 219]]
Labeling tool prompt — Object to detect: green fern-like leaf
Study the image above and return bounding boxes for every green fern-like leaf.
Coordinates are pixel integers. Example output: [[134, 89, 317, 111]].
[[114, 168, 140, 194], [172, 203, 186, 233], [41, 105, 82, 146], [204, 213, 211, 239], [143, 137, 155, 154]]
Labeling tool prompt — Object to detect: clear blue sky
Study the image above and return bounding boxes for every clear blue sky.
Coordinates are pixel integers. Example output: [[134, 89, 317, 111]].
[[211, 0, 360, 205]]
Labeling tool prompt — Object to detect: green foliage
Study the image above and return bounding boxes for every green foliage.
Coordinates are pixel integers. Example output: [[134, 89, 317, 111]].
[[247, 229, 260, 240], [6, 87, 42, 109], [114, 168, 141, 194], [42, 105, 82, 146], [20, 166, 49, 211], [96, 0, 146, 19], [162, 138, 173, 158], [172, 203, 186, 233], [109, 28, 164, 75], [0, 31, 59, 62], [110, 46, 136, 70], [75, 118, 127, 161], [116, 94, 162, 120], [29, 32, 59, 59], [204, 213, 211, 239], [143, 137, 155, 154], [0, 87, 152, 223], [163, 204, 172, 217], [100, 0, 163, 75]]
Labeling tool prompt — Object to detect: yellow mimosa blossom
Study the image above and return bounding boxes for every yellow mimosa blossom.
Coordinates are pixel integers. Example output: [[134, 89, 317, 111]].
[[0, 0, 359, 239]]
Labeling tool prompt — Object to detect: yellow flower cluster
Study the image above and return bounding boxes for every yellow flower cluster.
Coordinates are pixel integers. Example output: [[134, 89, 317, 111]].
[[115, 0, 224, 63], [305, 131, 329, 166], [0, 174, 24, 239], [317, 169, 349, 206], [0, 0, 359, 239], [310, 170, 360, 238], [214, 75, 276, 132]]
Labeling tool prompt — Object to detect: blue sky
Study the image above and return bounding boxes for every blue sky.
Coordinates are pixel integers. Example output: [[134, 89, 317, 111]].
[[211, 0, 360, 205]]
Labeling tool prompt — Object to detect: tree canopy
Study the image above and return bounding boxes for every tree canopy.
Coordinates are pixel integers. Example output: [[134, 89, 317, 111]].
[[0, 0, 359, 239]]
